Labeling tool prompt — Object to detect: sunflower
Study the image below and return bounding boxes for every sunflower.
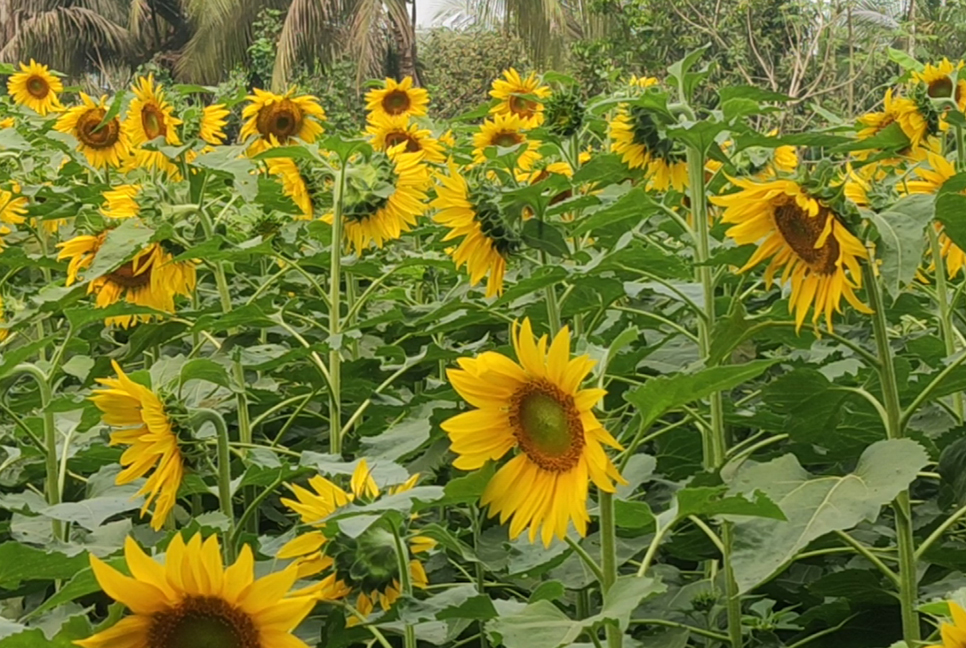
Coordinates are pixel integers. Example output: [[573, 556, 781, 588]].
[[913, 58, 966, 111], [442, 319, 625, 546], [489, 68, 551, 128], [267, 157, 313, 219], [100, 184, 141, 220], [432, 165, 517, 298], [365, 76, 429, 121], [0, 185, 27, 246], [77, 533, 317, 648], [472, 113, 542, 171], [277, 461, 433, 621], [0, 117, 13, 129], [124, 75, 183, 175], [927, 601, 966, 648], [365, 113, 445, 163], [628, 75, 660, 89], [609, 105, 687, 190], [7, 60, 63, 116], [710, 177, 872, 331], [200, 104, 230, 145], [857, 88, 932, 150], [324, 147, 431, 254], [55, 93, 131, 169], [240, 88, 325, 155], [89, 360, 184, 530], [904, 151, 966, 278], [57, 233, 196, 328]]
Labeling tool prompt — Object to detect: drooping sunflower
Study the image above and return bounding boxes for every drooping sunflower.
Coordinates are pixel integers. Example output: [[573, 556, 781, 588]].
[[710, 177, 872, 331], [857, 88, 933, 150], [432, 165, 518, 298], [7, 60, 63, 116], [324, 147, 431, 254], [365, 113, 445, 163], [489, 68, 551, 128], [609, 105, 687, 191], [89, 360, 184, 530], [927, 601, 966, 648], [124, 74, 183, 175], [277, 460, 433, 621], [904, 151, 966, 278], [77, 533, 317, 648], [200, 104, 230, 145], [100, 184, 141, 220], [442, 319, 625, 546], [55, 93, 131, 169], [267, 157, 313, 219], [472, 113, 542, 171], [913, 58, 966, 111], [240, 88, 326, 155], [57, 232, 196, 328], [365, 76, 429, 121]]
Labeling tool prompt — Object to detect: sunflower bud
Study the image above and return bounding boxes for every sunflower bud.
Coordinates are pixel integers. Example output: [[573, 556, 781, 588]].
[[544, 90, 585, 138]]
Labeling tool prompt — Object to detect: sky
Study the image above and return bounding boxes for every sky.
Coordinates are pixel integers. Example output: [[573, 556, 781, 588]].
[[415, 0, 447, 26]]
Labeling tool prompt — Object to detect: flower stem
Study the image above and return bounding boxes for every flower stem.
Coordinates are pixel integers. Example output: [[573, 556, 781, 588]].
[[928, 226, 963, 421], [687, 146, 742, 648], [192, 408, 234, 561], [391, 524, 417, 648], [329, 162, 347, 457], [598, 490, 622, 648], [863, 263, 920, 645], [540, 250, 562, 332], [13, 363, 62, 541]]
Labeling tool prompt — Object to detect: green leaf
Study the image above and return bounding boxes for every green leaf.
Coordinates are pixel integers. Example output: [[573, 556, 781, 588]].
[[0, 614, 92, 648], [81, 219, 156, 282], [667, 45, 711, 101], [624, 360, 779, 431], [675, 486, 785, 520], [441, 465, 495, 505], [64, 302, 159, 329], [728, 439, 930, 592], [572, 187, 659, 236], [0, 543, 90, 588], [935, 174, 966, 252], [179, 358, 233, 390], [614, 499, 655, 529], [521, 219, 570, 257], [61, 355, 95, 381], [888, 48, 924, 72], [96, 93, 126, 132], [939, 437, 966, 506], [31, 558, 127, 616], [0, 129, 30, 151], [40, 496, 141, 531], [529, 581, 565, 603], [866, 195, 934, 298]]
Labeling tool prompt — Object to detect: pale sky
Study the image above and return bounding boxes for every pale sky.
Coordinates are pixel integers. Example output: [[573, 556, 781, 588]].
[[415, 0, 447, 26]]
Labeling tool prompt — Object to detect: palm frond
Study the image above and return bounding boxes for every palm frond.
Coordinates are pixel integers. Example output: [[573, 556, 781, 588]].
[[272, 0, 346, 91]]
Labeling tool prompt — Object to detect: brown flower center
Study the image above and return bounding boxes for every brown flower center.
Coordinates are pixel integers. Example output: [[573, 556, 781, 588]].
[[928, 77, 954, 100], [26, 76, 49, 99], [509, 379, 585, 472], [148, 595, 260, 648], [384, 130, 422, 153], [381, 89, 412, 115], [141, 104, 167, 140], [107, 260, 153, 289], [75, 108, 121, 149], [256, 99, 303, 141], [492, 131, 524, 148], [773, 202, 840, 275], [509, 95, 537, 119]]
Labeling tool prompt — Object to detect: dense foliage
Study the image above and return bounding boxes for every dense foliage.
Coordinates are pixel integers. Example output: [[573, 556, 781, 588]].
[[4, 50, 966, 648]]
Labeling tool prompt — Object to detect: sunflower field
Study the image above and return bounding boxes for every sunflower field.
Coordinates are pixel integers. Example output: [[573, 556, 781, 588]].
[[5, 47, 966, 648]]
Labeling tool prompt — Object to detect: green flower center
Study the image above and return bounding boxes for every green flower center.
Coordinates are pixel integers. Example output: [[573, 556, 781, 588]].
[[928, 76, 954, 100], [142, 105, 167, 140], [148, 595, 259, 648], [492, 131, 524, 148], [509, 379, 585, 472]]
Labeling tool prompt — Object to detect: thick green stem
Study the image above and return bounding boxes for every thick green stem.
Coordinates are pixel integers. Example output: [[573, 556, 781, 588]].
[[192, 409, 234, 561], [540, 250, 562, 332], [14, 364, 62, 540], [864, 264, 920, 645], [687, 147, 742, 648], [391, 524, 417, 648], [598, 491, 622, 648], [956, 123, 966, 171], [928, 226, 963, 420], [329, 162, 347, 456]]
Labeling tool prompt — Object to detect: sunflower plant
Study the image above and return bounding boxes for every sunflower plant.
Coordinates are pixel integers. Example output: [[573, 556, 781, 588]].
[[5, 51, 966, 648]]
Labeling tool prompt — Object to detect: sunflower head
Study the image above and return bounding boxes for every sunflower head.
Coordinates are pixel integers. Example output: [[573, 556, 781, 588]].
[[7, 59, 63, 116], [543, 89, 585, 138], [489, 68, 551, 127], [125, 73, 182, 147], [365, 76, 430, 120], [199, 104, 231, 145], [241, 88, 325, 154], [912, 58, 966, 110], [77, 533, 316, 648], [473, 113, 542, 171], [55, 93, 131, 169], [365, 113, 446, 163]]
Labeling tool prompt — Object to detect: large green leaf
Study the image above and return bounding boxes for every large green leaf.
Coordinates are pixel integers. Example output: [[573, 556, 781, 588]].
[[727, 439, 929, 592], [0, 543, 90, 588], [624, 360, 779, 431], [865, 195, 934, 298]]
